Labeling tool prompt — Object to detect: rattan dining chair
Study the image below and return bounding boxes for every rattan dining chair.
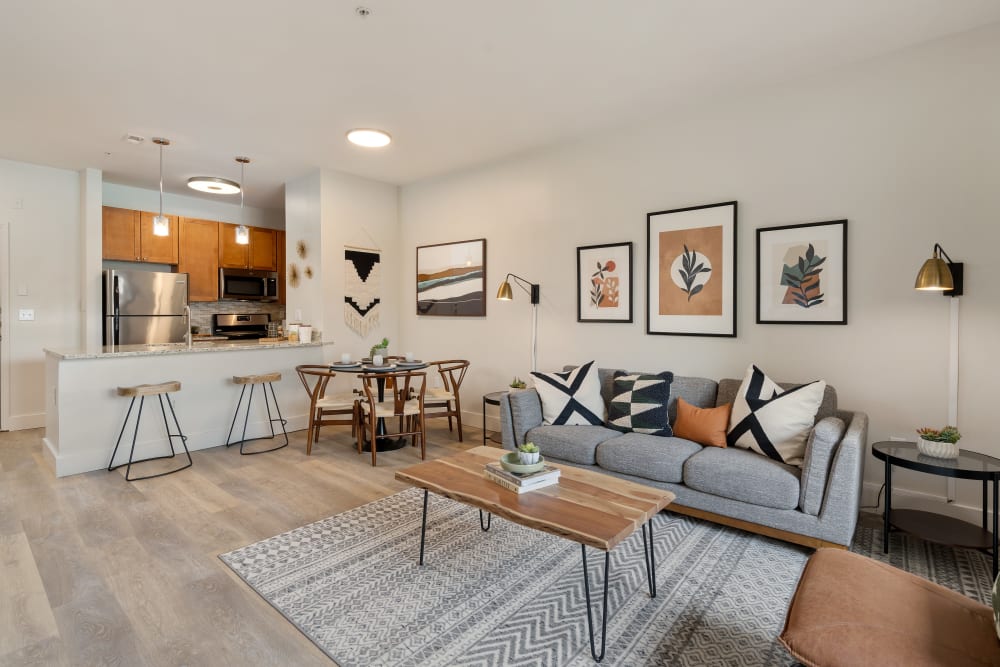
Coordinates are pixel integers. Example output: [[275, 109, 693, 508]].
[[356, 370, 427, 466], [423, 360, 469, 441], [295, 365, 359, 455]]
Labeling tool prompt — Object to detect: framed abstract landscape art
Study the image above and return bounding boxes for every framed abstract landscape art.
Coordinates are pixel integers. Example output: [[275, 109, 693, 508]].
[[416, 238, 487, 316], [756, 220, 847, 325], [577, 242, 633, 323], [646, 201, 737, 337]]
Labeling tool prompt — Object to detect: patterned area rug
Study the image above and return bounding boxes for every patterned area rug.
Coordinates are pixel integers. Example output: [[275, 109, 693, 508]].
[[220, 489, 993, 666]]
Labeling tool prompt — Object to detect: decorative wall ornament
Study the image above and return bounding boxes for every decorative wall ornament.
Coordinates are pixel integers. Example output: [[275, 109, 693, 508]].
[[577, 242, 633, 323], [647, 201, 737, 337], [297, 240, 308, 259], [416, 238, 486, 316], [289, 264, 300, 288], [304, 266, 313, 279], [345, 246, 381, 336], [756, 219, 847, 324]]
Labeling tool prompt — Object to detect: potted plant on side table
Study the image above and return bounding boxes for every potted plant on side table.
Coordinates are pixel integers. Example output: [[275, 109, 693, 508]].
[[916, 425, 961, 459]]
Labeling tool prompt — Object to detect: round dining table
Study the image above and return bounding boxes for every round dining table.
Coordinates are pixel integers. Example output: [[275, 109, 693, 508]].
[[328, 360, 429, 451]]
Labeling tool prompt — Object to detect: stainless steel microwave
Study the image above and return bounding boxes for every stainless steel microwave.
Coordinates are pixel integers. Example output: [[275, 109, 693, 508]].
[[219, 268, 279, 301]]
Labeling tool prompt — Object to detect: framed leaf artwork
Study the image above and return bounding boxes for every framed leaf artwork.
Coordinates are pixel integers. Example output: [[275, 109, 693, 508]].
[[646, 201, 737, 337], [577, 242, 633, 323], [756, 219, 847, 324]]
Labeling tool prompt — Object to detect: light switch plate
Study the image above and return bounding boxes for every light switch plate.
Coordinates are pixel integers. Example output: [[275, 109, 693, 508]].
[[18, 309, 34, 321]]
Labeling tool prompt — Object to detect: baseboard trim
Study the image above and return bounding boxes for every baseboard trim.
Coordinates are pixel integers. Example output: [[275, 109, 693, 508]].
[[8, 412, 45, 431], [666, 504, 847, 550], [861, 479, 987, 526]]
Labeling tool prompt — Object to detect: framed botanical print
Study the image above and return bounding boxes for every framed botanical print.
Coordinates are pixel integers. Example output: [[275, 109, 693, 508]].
[[416, 238, 487, 316], [577, 242, 633, 323], [646, 201, 737, 337], [756, 220, 847, 325]]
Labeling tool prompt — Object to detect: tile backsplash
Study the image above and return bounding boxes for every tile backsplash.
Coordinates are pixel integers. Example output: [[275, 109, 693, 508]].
[[190, 301, 286, 333]]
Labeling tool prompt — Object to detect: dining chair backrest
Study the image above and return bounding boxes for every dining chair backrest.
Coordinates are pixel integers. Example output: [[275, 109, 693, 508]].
[[296, 364, 336, 402], [429, 360, 469, 395], [359, 371, 427, 415]]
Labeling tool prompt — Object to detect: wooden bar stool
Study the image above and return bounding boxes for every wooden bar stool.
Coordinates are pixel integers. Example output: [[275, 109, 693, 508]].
[[225, 372, 289, 455], [108, 381, 192, 481]]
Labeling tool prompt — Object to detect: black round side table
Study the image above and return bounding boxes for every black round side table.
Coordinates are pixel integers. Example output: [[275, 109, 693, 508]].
[[872, 441, 1000, 577], [482, 392, 508, 446]]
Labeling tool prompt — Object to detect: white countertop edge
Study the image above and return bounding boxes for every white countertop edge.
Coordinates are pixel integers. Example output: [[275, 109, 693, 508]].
[[45, 340, 334, 360]]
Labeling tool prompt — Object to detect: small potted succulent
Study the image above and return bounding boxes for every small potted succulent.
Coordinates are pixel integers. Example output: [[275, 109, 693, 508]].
[[916, 425, 961, 459], [517, 442, 541, 465], [509, 376, 527, 390], [369, 337, 389, 359]]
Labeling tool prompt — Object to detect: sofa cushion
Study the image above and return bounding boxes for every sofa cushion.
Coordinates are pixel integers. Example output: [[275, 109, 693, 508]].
[[525, 424, 620, 465], [683, 446, 801, 510], [532, 361, 604, 425], [726, 364, 826, 467], [596, 433, 702, 484], [672, 398, 731, 448], [781, 549, 1000, 667], [606, 371, 673, 436]]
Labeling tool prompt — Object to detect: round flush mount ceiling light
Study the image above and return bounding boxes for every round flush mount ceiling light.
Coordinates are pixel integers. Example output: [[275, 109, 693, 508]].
[[346, 128, 392, 148], [186, 176, 241, 194]]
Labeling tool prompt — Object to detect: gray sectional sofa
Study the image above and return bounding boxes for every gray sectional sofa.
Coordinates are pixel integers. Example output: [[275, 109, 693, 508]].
[[499, 368, 868, 548]]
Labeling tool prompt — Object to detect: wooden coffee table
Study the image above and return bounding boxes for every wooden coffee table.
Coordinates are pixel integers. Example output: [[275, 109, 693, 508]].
[[395, 446, 675, 662]]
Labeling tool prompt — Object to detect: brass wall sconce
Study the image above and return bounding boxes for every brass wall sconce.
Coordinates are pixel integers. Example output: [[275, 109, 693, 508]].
[[914, 244, 963, 296], [496, 273, 540, 304]]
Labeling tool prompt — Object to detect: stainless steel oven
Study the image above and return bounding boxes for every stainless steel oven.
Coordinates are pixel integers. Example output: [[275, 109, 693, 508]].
[[219, 268, 279, 301]]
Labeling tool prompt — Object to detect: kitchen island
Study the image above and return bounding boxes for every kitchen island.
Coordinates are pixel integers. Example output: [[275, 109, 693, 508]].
[[44, 340, 330, 477]]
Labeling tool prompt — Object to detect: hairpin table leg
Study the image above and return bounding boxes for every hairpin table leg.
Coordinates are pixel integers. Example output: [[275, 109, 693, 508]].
[[581, 545, 611, 662]]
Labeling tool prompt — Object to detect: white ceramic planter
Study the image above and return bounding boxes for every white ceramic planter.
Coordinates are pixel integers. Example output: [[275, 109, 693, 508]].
[[917, 437, 960, 459], [518, 451, 540, 465]]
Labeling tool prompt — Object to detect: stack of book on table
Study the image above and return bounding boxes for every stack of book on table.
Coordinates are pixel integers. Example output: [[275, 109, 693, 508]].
[[484, 462, 560, 494]]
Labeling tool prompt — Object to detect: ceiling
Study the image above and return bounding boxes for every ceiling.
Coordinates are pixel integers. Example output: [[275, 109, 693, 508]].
[[1, 1, 998, 210]]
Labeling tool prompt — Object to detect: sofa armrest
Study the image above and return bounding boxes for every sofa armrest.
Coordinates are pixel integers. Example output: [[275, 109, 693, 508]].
[[500, 389, 544, 450], [814, 411, 869, 546], [799, 417, 847, 516]]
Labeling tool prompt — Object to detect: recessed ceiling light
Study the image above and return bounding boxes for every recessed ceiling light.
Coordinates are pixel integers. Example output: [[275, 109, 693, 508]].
[[347, 128, 392, 148], [187, 176, 241, 194]]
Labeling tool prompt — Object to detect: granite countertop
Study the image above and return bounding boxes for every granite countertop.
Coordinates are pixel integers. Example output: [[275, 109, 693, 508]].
[[45, 339, 330, 360]]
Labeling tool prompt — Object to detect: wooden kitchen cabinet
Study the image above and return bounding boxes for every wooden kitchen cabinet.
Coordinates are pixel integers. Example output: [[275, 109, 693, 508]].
[[102, 206, 139, 261], [178, 218, 220, 301], [218, 223, 277, 270], [101, 206, 178, 263], [275, 230, 286, 305], [249, 227, 277, 271]]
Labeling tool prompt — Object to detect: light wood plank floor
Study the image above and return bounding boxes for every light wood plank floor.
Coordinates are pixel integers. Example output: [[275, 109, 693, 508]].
[[0, 423, 484, 666]]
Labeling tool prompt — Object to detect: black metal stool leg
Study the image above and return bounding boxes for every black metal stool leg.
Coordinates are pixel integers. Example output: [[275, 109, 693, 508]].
[[226, 382, 288, 455], [479, 510, 492, 531], [123, 396, 146, 481], [581, 545, 611, 663], [225, 385, 248, 449], [108, 396, 138, 472], [418, 490, 429, 565], [109, 391, 191, 482]]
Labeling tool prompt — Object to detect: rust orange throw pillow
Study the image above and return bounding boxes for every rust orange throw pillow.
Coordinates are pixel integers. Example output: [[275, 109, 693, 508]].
[[672, 398, 731, 448]]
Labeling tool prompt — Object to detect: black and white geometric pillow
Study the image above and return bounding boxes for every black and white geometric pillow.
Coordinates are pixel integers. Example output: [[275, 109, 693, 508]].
[[726, 364, 826, 467], [607, 371, 674, 436], [531, 361, 605, 426]]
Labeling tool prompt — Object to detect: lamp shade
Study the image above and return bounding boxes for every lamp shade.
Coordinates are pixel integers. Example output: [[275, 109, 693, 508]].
[[152, 214, 170, 237], [496, 280, 513, 300], [915, 257, 954, 291]]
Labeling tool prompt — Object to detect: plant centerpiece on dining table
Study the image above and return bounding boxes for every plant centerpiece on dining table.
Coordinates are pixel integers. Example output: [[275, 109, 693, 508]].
[[517, 442, 540, 465], [369, 337, 389, 359], [916, 425, 962, 459]]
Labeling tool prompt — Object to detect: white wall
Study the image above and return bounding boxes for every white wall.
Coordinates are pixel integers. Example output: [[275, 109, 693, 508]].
[[399, 25, 1000, 514], [0, 158, 84, 429], [285, 169, 400, 395], [102, 182, 284, 229]]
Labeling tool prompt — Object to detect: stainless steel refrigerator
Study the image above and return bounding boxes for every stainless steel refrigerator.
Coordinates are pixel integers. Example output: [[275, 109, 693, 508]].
[[103, 269, 189, 345]]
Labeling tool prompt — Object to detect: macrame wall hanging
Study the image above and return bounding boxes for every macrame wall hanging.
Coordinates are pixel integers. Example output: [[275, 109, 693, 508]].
[[344, 246, 381, 337]]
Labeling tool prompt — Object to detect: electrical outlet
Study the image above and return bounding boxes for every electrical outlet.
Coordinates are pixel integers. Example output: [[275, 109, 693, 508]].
[[13, 198, 23, 209], [18, 309, 34, 321]]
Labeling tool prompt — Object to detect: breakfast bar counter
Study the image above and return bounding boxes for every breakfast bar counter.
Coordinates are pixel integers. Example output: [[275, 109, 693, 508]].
[[44, 340, 331, 477]]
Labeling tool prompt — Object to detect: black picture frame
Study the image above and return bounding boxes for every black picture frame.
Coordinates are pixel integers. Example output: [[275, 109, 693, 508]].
[[576, 242, 633, 323], [756, 219, 848, 325], [646, 201, 738, 337]]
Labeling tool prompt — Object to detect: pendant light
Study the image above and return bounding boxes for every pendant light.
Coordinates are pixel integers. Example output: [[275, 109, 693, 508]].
[[152, 138, 171, 237], [235, 157, 250, 245]]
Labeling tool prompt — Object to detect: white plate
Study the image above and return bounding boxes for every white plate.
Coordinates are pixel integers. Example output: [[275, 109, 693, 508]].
[[330, 362, 362, 368], [362, 364, 397, 372], [396, 361, 425, 367]]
